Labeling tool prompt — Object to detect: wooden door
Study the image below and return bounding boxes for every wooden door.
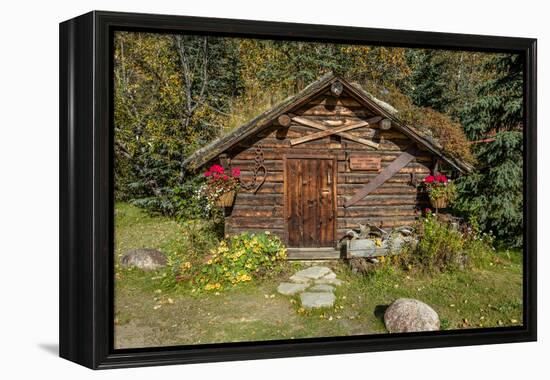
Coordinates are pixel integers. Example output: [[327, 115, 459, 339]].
[[286, 157, 335, 247]]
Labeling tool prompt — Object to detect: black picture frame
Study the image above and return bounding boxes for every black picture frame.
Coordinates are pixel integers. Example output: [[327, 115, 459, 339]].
[[59, 10, 537, 369]]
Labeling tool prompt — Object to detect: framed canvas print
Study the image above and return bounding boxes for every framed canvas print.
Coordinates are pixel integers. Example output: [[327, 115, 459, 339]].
[[59, 11, 537, 369]]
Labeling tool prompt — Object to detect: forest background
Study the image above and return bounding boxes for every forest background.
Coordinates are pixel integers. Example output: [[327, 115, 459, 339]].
[[114, 32, 523, 247]]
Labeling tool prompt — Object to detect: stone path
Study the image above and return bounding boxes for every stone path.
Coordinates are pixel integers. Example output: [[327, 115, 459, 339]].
[[277, 266, 343, 309]]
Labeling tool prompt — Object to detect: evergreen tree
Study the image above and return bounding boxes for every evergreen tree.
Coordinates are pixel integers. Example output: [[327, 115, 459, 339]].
[[454, 54, 524, 247], [404, 50, 453, 113]]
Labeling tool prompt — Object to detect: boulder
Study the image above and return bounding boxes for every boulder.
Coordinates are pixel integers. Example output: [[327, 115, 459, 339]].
[[120, 248, 167, 271], [300, 292, 335, 309], [277, 282, 309, 296], [384, 298, 440, 333]]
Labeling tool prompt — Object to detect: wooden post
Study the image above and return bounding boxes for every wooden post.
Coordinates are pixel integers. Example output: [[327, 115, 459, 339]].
[[277, 114, 291, 127], [219, 153, 230, 168], [380, 118, 392, 130]]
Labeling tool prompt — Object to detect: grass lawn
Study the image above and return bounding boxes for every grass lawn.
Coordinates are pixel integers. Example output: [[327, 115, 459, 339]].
[[114, 203, 523, 349]]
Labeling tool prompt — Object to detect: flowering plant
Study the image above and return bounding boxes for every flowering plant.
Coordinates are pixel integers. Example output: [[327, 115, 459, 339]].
[[201, 164, 241, 205], [422, 173, 456, 205], [180, 232, 287, 292]]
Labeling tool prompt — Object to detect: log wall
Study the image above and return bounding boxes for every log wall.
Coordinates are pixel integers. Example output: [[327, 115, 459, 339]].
[[223, 89, 432, 245]]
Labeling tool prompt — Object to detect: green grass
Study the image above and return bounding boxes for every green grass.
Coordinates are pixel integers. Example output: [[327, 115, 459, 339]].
[[114, 202, 523, 349]]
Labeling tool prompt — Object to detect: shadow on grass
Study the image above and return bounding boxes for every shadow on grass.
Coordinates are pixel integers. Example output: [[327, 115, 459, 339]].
[[373, 304, 389, 323]]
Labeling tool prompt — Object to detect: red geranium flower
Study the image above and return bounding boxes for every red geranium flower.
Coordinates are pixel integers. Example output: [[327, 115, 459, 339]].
[[223, 175, 229, 181], [424, 175, 435, 183], [231, 167, 241, 178], [435, 174, 448, 183], [204, 170, 211, 177], [209, 164, 225, 174]]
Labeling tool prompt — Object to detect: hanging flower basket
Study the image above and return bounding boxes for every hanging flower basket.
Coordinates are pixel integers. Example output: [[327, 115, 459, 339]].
[[201, 164, 240, 208], [431, 197, 448, 209], [215, 190, 236, 207], [421, 173, 456, 210]]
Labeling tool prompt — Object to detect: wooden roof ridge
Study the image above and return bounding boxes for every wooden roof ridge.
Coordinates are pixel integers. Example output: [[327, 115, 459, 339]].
[[183, 72, 338, 170], [183, 73, 473, 173]]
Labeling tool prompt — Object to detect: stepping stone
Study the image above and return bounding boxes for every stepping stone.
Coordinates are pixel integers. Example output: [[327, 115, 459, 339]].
[[289, 274, 311, 284], [293, 266, 333, 280], [322, 272, 337, 280], [315, 278, 343, 286], [300, 292, 336, 309], [277, 282, 309, 296], [309, 284, 335, 292]]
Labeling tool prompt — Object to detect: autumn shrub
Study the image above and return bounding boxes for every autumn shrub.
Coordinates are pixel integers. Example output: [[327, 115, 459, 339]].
[[177, 232, 287, 292], [360, 82, 474, 164], [413, 212, 465, 272], [403, 212, 496, 273]]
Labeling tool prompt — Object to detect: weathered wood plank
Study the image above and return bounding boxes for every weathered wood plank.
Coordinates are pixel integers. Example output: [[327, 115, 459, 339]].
[[292, 116, 379, 148], [287, 158, 303, 247], [339, 172, 418, 184], [225, 227, 285, 238], [344, 148, 416, 207], [338, 186, 417, 196], [233, 193, 282, 206], [231, 159, 283, 171], [338, 208, 418, 217], [230, 205, 283, 218], [338, 217, 418, 229], [287, 248, 341, 260], [319, 159, 335, 246], [290, 120, 374, 146], [227, 217, 285, 229], [297, 104, 376, 117], [302, 159, 319, 247], [337, 195, 420, 207], [239, 172, 284, 183]]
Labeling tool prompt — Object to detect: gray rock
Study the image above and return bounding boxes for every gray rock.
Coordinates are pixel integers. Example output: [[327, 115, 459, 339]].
[[300, 292, 336, 309], [322, 272, 337, 280], [289, 274, 311, 284], [384, 298, 440, 333], [120, 248, 167, 271], [389, 235, 406, 253], [309, 284, 335, 292], [277, 282, 309, 296], [315, 278, 343, 286], [293, 266, 333, 280]]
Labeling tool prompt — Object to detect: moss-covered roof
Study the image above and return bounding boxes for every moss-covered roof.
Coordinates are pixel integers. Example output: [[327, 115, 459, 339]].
[[184, 73, 473, 173]]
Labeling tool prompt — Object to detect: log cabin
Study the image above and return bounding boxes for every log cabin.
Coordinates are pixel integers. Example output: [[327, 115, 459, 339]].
[[184, 73, 472, 259]]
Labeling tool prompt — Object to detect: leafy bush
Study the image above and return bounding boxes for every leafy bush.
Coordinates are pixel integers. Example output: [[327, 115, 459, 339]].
[[129, 174, 224, 223], [177, 232, 287, 292], [403, 212, 496, 273], [412, 212, 465, 272], [169, 177, 215, 221]]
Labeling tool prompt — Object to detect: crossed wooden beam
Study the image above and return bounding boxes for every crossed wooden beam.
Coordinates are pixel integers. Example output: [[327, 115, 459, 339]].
[[288, 116, 382, 149]]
